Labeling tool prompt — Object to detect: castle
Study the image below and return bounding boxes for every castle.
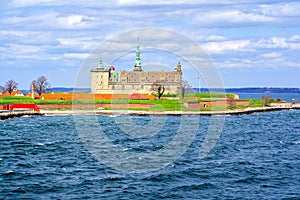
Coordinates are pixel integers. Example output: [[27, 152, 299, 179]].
[[91, 41, 182, 95]]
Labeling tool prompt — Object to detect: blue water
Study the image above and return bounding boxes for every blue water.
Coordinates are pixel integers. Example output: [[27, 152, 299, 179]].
[[1, 109, 299, 199], [238, 93, 300, 102]]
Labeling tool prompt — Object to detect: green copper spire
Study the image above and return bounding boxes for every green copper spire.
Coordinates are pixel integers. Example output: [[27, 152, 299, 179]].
[[97, 57, 104, 69], [134, 37, 142, 71]]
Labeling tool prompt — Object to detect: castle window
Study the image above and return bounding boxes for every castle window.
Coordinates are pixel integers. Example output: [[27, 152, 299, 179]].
[[112, 86, 115, 90], [122, 85, 125, 90]]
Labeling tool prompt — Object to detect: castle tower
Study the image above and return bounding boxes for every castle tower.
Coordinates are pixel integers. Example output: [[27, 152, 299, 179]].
[[133, 38, 142, 71], [97, 57, 105, 70]]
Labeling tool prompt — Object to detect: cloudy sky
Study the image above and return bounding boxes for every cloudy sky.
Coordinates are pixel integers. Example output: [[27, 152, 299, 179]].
[[1, 0, 300, 89]]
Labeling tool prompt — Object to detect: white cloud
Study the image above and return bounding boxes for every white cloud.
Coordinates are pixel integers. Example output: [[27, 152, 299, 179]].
[[9, 0, 55, 8], [260, 2, 300, 17], [215, 56, 300, 69], [117, 0, 195, 6], [255, 37, 289, 49], [5, 11, 101, 30], [0, 31, 28, 37], [8, 0, 119, 9], [56, 15, 96, 29], [194, 34, 227, 42], [206, 35, 227, 41], [63, 53, 90, 60], [214, 59, 256, 68], [8, 44, 43, 54], [8, 0, 105, 8], [58, 15, 85, 27], [289, 42, 300, 50], [202, 40, 251, 54], [289, 35, 300, 43], [193, 10, 274, 25], [57, 38, 99, 50], [117, 0, 259, 6], [260, 52, 282, 58]]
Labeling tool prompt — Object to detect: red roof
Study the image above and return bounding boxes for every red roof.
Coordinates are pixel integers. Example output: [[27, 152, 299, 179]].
[[2, 90, 24, 96]]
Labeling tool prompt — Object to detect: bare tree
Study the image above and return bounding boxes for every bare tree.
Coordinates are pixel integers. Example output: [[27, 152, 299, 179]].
[[32, 76, 51, 99], [227, 96, 236, 109], [0, 86, 4, 94], [181, 80, 194, 99], [182, 80, 194, 94], [151, 81, 165, 99], [157, 85, 165, 99], [4, 79, 19, 96], [262, 95, 272, 106]]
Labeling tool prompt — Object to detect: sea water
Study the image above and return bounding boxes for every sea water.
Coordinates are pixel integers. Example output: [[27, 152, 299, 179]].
[[238, 92, 300, 102], [0, 109, 299, 199]]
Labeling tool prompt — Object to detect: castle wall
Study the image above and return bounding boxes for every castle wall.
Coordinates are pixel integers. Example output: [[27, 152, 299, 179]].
[[91, 66, 182, 95]]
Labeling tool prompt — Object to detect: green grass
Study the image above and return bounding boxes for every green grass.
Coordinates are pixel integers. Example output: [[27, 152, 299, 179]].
[[0, 96, 35, 104], [1, 93, 271, 112], [34, 100, 72, 104], [193, 93, 233, 98], [0, 96, 73, 105], [152, 101, 182, 111], [249, 98, 264, 106]]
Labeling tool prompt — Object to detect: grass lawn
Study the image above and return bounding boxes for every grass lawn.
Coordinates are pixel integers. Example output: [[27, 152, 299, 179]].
[[0, 93, 269, 111]]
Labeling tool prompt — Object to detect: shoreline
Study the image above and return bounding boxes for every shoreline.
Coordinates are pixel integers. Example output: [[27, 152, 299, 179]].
[[1, 105, 299, 120], [0, 111, 43, 120], [40, 106, 299, 116]]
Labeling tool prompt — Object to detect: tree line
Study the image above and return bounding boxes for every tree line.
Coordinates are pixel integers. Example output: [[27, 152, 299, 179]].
[[1, 75, 51, 99]]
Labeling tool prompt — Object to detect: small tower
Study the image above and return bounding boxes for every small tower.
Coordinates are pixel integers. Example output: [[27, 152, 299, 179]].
[[133, 38, 142, 71], [91, 57, 110, 93], [31, 82, 35, 99], [177, 61, 182, 74], [97, 57, 105, 70]]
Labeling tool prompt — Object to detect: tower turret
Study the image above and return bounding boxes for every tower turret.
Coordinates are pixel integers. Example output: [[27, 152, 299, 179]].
[[97, 57, 105, 70], [133, 38, 142, 71], [177, 61, 182, 74]]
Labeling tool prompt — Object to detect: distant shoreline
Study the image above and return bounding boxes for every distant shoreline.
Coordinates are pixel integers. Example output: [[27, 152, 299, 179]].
[[40, 106, 300, 116], [19, 87, 300, 94]]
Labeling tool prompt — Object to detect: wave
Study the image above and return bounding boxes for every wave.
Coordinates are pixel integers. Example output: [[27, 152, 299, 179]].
[[34, 142, 45, 146], [6, 170, 14, 174]]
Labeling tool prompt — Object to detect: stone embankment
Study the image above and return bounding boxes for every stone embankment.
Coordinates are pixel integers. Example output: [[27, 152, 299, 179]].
[[0, 111, 43, 120]]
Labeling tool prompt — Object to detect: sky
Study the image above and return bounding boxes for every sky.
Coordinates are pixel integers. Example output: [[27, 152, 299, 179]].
[[1, 0, 300, 89]]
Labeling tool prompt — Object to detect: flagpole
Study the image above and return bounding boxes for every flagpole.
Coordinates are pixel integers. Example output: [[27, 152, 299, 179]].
[[197, 76, 200, 93]]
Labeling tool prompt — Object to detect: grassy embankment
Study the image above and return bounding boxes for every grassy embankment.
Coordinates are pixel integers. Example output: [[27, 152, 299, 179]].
[[0, 93, 270, 111]]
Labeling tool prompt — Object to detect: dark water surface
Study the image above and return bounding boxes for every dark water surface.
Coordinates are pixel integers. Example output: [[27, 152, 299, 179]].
[[0, 110, 299, 199]]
